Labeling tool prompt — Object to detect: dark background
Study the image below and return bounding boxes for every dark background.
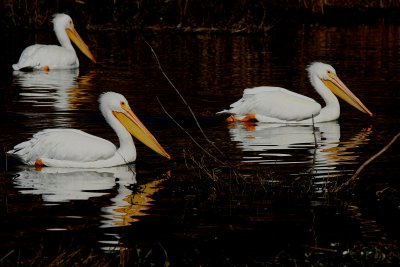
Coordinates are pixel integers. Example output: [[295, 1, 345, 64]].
[[2, 0, 400, 32]]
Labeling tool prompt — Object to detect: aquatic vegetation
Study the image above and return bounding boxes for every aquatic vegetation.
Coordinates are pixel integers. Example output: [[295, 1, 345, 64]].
[[2, 0, 400, 30]]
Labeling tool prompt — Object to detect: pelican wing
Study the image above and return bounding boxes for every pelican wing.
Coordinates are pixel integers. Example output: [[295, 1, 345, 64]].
[[8, 129, 117, 165], [13, 45, 78, 70], [220, 87, 322, 121], [13, 45, 45, 70]]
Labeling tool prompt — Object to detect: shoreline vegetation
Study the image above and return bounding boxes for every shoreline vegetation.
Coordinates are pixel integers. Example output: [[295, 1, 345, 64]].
[[2, 0, 400, 32]]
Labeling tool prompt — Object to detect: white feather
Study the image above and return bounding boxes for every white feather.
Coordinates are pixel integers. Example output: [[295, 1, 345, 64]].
[[12, 13, 94, 70], [8, 129, 116, 165], [7, 92, 136, 168], [217, 62, 362, 123], [219, 86, 321, 122], [13, 44, 78, 70]]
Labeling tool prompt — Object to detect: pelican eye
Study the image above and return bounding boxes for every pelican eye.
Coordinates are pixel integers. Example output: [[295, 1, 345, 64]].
[[120, 101, 126, 107], [326, 70, 334, 77]]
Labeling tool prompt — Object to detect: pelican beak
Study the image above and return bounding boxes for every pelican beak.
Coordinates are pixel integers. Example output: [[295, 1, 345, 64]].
[[322, 73, 373, 116], [66, 27, 96, 63], [112, 107, 171, 160]]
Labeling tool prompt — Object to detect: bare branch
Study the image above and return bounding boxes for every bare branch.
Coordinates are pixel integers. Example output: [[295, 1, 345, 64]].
[[156, 97, 226, 165], [335, 132, 400, 192], [145, 40, 226, 157]]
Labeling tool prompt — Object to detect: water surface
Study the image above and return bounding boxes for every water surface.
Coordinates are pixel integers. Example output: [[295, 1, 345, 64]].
[[0, 23, 399, 265]]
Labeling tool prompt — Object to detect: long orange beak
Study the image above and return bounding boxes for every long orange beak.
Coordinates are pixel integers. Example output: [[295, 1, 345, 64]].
[[66, 27, 96, 63], [112, 107, 171, 160], [322, 73, 373, 116]]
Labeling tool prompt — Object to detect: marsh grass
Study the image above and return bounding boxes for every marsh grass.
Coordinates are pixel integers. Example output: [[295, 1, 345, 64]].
[[0, 239, 171, 267], [1, 238, 398, 267], [182, 146, 317, 197], [0, 246, 117, 267], [170, 147, 400, 266], [2, 0, 400, 30]]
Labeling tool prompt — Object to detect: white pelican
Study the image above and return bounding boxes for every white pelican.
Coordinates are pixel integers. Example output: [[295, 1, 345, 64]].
[[7, 92, 171, 168], [217, 62, 373, 123], [12, 13, 96, 71]]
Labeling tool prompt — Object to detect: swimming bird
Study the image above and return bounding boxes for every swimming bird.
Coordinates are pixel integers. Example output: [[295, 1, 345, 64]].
[[217, 62, 373, 123], [12, 13, 96, 71], [7, 92, 170, 168]]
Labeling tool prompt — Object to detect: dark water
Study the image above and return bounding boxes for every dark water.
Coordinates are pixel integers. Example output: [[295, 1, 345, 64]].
[[0, 23, 399, 265]]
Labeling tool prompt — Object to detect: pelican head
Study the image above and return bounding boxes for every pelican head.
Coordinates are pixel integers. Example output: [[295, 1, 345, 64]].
[[53, 13, 96, 63], [99, 92, 171, 160], [307, 62, 373, 116]]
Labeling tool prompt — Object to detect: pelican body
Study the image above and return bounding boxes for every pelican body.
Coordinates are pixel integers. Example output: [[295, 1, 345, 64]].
[[12, 13, 96, 71], [7, 92, 170, 168], [217, 62, 373, 123]]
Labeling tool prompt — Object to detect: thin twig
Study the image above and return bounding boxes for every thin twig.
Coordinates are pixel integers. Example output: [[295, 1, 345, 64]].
[[117, 150, 137, 173], [157, 97, 245, 180], [156, 97, 226, 165], [145, 40, 253, 182], [145, 40, 226, 157], [4, 147, 8, 172], [311, 115, 318, 149], [335, 132, 400, 192], [310, 115, 318, 173]]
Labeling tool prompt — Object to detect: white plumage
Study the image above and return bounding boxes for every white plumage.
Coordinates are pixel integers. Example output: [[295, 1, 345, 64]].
[[12, 13, 96, 71], [217, 62, 373, 123], [7, 92, 170, 168], [11, 129, 117, 166]]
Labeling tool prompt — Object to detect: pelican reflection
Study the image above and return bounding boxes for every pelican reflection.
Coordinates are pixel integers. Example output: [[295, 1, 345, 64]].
[[13, 69, 79, 110], [227, 121, 372, 179], [11, 164, 137, 202], [101, 176, 167, 228], [13, 69, 95, 112], [10, 165, 167, 227]]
